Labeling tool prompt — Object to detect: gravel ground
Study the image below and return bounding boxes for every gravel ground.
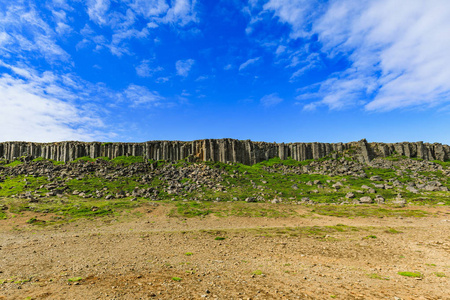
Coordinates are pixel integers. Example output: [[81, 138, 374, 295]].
[[0, 204, 449, 300]]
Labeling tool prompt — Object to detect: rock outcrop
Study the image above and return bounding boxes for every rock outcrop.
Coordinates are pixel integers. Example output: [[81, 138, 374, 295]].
[[0, 139, 449, 164]]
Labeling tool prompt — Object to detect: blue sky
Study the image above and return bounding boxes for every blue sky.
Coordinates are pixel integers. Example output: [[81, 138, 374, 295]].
[[1, 0, 450, 144]]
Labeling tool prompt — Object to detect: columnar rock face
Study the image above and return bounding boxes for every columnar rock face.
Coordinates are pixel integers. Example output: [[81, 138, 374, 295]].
[[0, 139, 449, 164]]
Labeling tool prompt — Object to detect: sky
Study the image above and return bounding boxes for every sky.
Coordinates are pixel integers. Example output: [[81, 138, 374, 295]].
[[1, 0, 450, 144]]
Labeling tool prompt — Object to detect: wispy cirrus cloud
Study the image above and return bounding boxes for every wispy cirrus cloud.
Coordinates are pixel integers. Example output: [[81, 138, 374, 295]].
[[0, 3, 70, 63], [261, 0, 450, 112], [80, 0, 198, 57], [0, 62, 108, 142], [239, 57, 260, 71], [123, 84, 165, 107], [260, 93, 283, 107]]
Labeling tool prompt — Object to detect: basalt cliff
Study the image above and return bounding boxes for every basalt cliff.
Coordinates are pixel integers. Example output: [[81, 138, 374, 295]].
[[0, 139, 449, 164]]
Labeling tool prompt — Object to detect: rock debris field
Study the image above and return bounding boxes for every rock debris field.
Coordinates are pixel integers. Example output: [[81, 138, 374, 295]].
[[0, 154, 449, 299]]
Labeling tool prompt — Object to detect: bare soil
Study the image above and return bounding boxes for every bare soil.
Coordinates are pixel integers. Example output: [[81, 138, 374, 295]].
[[0, 204, 449, 300]]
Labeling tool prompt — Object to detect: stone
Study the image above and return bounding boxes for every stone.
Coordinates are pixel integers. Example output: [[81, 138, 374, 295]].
[[375, 195, 385, 204], [345, 192, 355, 199], [406, 186, 418, 193], [359, 196, 373, 204]]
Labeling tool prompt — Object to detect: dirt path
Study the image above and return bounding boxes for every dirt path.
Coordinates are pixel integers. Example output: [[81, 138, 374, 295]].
[[0, 205, 449, 300]]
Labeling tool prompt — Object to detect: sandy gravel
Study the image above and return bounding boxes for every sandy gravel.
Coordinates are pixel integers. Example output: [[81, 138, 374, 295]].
[[0, 204, 449, 300]]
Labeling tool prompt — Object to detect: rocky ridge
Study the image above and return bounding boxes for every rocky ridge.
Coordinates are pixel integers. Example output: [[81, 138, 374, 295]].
[[1, 139, 450, 164]]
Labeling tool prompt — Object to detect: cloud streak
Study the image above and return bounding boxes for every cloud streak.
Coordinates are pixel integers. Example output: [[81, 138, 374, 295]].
[[263, 0, 450, 112], [260, 93, 283, 107], [0, 3, 70, 63], [239, 57, 260, 71], [0, 63, 107, 142]]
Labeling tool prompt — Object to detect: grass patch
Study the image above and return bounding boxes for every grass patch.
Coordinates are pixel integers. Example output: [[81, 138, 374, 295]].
[[0, 210, 6, 220], [364, 235, 377, 239], [398, 271, 422, 278], [111, 156, 145, 165], [168, 201, 299, 218], [312, 205, 428, 218], [385, 228, 402, 234], [0, 197, 143, 224], [434, 272, 446, 278], [246, 224, 363, 238], [215, 237, 226, 240], [4, 160, 23, 167], [68, 277, 83, 282], [185, 252, 193, 256], [170, 202, 212, 218], [26, 217, 46, 225], [252, 270, 263, 275], [172, 277, 182, 282]]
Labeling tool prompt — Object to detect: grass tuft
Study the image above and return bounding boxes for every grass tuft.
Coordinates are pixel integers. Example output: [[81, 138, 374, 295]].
[[398, 271, 422, 278]]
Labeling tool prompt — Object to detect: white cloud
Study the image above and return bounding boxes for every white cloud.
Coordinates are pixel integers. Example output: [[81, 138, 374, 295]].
[[260, 93, 283, 107], [176, 59, 195, 77], [263, 0, 322, 39], [275, 45, 286, 55], [264, 0, 450, 112], [163, 0, 197, 26], [0, 4, 70, 62], [87, 0, 110, 25], [136, 60, 163, 77], [0, 64, 106, 142], [123, 84, 165, 107], [239, 57, 260, 71], [130, 0, 170, 18], [156, 76, 170, 83]]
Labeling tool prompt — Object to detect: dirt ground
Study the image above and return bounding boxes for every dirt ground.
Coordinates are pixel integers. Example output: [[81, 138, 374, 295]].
[[0, 204, 449, 300]]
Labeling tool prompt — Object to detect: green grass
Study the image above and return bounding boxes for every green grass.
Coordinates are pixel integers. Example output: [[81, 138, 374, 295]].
[[245, 224, 363, 239], [172, 277, 182, 281], [434, 272, 446, 278], [252, 270, 263, 275], [26, 217, 45, 225], [73, 156, 95, 163], [312, 205, 429, 218], [111, 156, 145, 165], [398, 271, 422, 278], [385, 228, 403, 234], [185, 252, 193, 256], [364, 235, 377, 239], [0, 175, 50, 197], [168, 201, 300, 218], [0, 210, 6, 220], [170, 202, 212, 218], [0, 196, 144, 224], [4, 160, 23, 167], [215, 237, 226, 240], [68, 277, 83, 282], [65, 175, 147, 195]]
